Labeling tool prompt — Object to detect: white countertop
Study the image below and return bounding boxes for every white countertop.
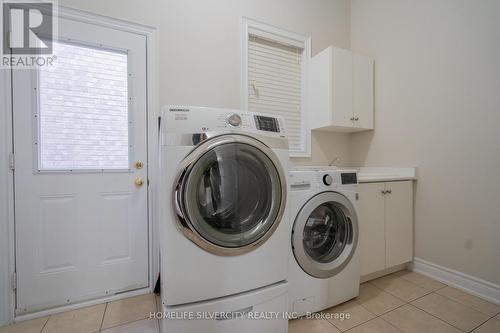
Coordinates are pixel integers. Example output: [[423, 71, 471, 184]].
[[353, 167, 417, 183], [290, 165, 417, 183]]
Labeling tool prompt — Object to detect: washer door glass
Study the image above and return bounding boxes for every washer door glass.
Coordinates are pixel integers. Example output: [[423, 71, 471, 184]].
[[182, 142, 282, 248], [292, 192, 358, 279], [303, 203, 350, 263]]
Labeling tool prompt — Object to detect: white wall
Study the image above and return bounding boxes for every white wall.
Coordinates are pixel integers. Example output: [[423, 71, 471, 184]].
[[58, 0, 353, 165], [0, 1, 352, 324], [351, 0, 500, 285]]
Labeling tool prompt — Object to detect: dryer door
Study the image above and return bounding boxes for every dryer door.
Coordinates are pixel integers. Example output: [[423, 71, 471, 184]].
[[292, 192, 358, 278], [174, 134, 287, 256]]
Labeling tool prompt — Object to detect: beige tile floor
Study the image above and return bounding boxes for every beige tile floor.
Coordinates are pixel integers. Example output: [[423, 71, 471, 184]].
[[0, 294, 160, 333], [290, 270, 500, 333], [1, 271, 499, 333]]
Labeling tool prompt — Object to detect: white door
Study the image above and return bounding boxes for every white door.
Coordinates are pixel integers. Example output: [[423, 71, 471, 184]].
[[332, 47, 353, 127], [385, 181, 414, 267], [358, 183, 386, 276], [352, 53, 374, 130], [12, 17, 149, 313]]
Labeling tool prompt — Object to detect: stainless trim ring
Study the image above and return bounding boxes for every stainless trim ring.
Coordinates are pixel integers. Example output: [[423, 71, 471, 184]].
[[292, 191, 359, 278], [172, 133, 288, 256]]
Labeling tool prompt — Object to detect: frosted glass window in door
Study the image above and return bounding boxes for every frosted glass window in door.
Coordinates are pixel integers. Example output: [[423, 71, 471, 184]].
[[38, 40, 130, 170]]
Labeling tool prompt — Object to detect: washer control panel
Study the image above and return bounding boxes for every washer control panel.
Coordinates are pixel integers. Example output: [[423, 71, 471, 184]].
[[314, 170, 358, 189], [341, 173, 358, 185], [323, 174, 333, 186]]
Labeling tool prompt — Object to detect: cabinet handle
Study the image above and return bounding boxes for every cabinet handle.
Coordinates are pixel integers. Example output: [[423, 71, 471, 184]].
[[354, 117, 359, 121], [381, 190, 387, 194], [386, 190, 392, 194], [350, 117, 355, 121]]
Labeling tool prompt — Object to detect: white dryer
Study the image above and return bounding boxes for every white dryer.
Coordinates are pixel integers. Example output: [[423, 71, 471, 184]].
[[288, 168, 360, 316], [158, 106, 290, 332]]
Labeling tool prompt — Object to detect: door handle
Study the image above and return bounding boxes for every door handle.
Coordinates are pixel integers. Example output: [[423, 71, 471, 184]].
[[135, 177, 144, 187]]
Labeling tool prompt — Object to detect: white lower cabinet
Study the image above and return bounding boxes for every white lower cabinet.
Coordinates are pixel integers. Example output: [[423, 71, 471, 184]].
[[358, 181, 414, 276], [358, 183, 386, 276]]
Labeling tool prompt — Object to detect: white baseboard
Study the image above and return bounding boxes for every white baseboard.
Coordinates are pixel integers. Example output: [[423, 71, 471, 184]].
[[15, 287, 152, 323], [412, 258, 500, 305]]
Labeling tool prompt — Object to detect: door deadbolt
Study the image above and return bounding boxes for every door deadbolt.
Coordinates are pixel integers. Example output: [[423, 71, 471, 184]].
[[135, 161, 144, 169]]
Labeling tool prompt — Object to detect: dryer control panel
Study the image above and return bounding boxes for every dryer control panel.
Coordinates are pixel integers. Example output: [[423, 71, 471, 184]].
[[161, 105, 287, 139], [254, 115, 280, 133]]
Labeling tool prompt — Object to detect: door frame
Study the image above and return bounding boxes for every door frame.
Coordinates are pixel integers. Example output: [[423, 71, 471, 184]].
[[0, 6, 159, 324]]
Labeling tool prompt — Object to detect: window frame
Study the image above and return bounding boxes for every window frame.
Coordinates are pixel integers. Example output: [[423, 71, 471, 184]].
[[241, 17, 311, 157], [32, 37, 134, 173]]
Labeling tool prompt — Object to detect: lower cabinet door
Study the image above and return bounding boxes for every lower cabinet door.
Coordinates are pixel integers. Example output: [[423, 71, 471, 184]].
[[385, 181, 414, 267], [358, 183, 386, 276]]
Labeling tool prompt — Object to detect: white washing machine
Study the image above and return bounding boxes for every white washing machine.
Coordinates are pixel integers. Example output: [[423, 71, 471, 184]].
[[158, 106, 290, 332], [288, 168, 360, 316]]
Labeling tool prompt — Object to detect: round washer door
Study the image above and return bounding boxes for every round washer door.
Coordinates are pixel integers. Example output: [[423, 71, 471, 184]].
[[292, 191, 358, 278], [174, 134, 287, 256]]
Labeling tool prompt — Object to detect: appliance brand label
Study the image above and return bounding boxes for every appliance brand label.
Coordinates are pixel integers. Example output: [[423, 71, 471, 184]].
[[174, 114, 188, 120]]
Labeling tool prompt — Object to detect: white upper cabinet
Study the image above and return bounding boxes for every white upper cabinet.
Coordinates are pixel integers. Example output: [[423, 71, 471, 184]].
[[309, 46, 374, 132]]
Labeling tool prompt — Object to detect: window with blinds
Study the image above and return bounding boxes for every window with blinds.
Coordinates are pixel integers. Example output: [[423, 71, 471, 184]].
[[247, 34, 306, 155]]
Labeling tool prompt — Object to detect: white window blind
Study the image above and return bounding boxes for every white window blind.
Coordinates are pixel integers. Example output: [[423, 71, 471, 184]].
[[247, 35, 304, 154]]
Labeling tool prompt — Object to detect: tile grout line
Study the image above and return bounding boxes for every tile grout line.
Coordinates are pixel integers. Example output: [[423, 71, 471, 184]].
[[421, 288, 500, 325], [467, 310, 500, 333], [322, 316, 341, 331], [374, 294, 460, 333], [377, 316, 406, 333], [101, 316, 157, 331], [98, 302, 108, 332], [407, 300, 473, 333], [358, 276, 457, 332], [356, 281, 428, 332], [312, 273, 498, 333], [367, 281, 433, 304], [433, 289, 500, 318], [329, 299, 379, 332], [341, 316, 379, 332], [39, 315, 50, 333], [468, 318, 491, 333], [357, 275, 498, 333], [357, 296, 409, 318], [353, 276, 436, 332]]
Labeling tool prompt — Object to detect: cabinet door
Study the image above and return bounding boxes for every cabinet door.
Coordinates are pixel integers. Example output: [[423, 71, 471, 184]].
[[353, 53, 374, 130], [332, 47, 353, 127], [385, 181, 414, 267], [358, 183, 386, 276]]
